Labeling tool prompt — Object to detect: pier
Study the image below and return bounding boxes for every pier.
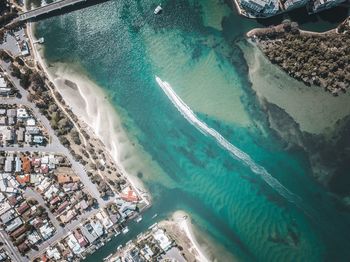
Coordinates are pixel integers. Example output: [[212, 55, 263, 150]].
[[18, 0, 96, 21]]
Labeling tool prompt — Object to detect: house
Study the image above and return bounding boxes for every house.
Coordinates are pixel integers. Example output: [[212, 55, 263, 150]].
[[19, 41, 30, 56], [16, 127, 25, 142], [140, 245, 154, 260], [5, 217, 23, 232], [16, 202, 30, 215], [0, 201, 11, 215], [30, 174, 41, 184], [50, 196, 61, 206], [0, 209, 15, 224], [153, 228, 172, 251], [17, 242, 29, 254], [59, 209, 76, 224], [74, 230, 88, 247], [6, 109, 16, 118], [31, 217, 44, 229], [10, 224, 27, 239], [26, 118, 36, 126], [96, 211, 113, 230], [25, 126, 40, 135], [21, 156, 31, 173], [81, 223, 99, 244], [0, 78, 6, 88], [7, 195, 18, 207], [7, 117, 15, 125], [91, 220, 104, 238], [56, 200, 69, 214], [33, 135, 44, 144], [16, 174, 30, 185], [15, 157, 22, 172], [4, 157, 13, 172], [3, 129, 14, 143], [40, 164, 49, 174], [0, 109, 6, 115], [46, 247, 61, 260], [39, 223, 54, 240], [16, 108, 29, 119], [57, 173, 80, 184], [44, 185, 59, 200], [120, 187, 139, 202], [27, 231, 41, 245], [66, 233, 84, 255], [48, 155, 57, 169], [0, 209, 16, 224], [0, 173, 19, 194], [0, 117, 6, 125], [37, 177, 51, 193]]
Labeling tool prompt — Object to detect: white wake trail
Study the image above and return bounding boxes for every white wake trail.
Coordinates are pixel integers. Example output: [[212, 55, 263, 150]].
[[156, 76, 299, 203]]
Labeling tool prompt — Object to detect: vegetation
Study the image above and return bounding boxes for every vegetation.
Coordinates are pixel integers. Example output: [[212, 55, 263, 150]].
[[253, 19, 350, 95]]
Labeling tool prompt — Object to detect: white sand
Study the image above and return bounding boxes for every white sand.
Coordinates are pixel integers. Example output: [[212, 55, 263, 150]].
[[28, 23, 153, 199], [172, 211, 210, 262]]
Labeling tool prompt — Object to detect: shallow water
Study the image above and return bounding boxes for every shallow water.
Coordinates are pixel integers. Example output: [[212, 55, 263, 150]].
[[35, 0, 350, 261]]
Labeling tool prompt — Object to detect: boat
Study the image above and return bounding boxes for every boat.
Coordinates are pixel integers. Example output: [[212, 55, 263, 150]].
[[152, 213, 158, 219], [154, 5, 162, 15], [135, 215, 142, 223], [122, 226, 129, 234]]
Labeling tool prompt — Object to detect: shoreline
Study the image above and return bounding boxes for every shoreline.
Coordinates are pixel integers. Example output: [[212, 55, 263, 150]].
[[168, 210, 210, 262], [245, 18, 350, 95], [27, 22, 151, 205]]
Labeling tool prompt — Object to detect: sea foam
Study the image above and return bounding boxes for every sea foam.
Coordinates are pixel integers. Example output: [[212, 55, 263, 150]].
[[156, 76, 300, 204]]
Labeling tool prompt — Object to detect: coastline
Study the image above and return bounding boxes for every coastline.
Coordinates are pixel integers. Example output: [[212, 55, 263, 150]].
[[160, 211, 210, 262], [27, 23, 218, 262], [27, 22, 151, 204], [245, 18, 350, 95]]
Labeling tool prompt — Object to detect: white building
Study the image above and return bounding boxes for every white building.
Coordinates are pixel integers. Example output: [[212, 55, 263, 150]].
[[153, 228, 172, 251]]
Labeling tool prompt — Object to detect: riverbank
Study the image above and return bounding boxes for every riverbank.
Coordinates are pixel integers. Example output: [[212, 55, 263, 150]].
[[27, 22, 150, 205], [159, 211, 210, 262], [246, 18, 350, 95]]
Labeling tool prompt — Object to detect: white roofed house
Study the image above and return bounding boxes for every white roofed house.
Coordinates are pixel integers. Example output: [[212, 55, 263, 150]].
[[15, 157, 22, 173], [310, 0, 345, 13], [0, 78, 6, 88], [240, 0, 280, 15], [39, 223, 55, 240], [17, 108, 29, 119], [33, 135, 44, 144], [283, 0, 308, 9], [0, 173, 19, 194], [66, 233, 85, 255], [96, 210, 113, 230], [0, 78, 12, 97], [5, 217, 23, 232], [3, 129, 15, 145], [4, 155, 14, 172], [16, 127, 25, 143], [26, 118, 36, 126], [46, 247, 62, 260], [153, 228, 172, 251]]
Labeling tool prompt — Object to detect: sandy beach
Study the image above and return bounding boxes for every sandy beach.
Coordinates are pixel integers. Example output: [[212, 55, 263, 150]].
[[27, 22, 152, 203], [159, 211, 210, 262]]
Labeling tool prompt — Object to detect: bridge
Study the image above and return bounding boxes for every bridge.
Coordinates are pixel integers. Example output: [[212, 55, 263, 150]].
[[18, 0, 91, 21]]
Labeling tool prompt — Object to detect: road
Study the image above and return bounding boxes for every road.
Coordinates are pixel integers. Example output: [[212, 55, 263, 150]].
[[0, 60, 115, 259], [19, 0, 90, 21], [0, 60, 108, 207], [0, 229, 26, 262]]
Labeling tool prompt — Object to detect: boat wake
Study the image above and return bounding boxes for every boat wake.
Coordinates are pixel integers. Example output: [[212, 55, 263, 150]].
[[155, 76, 300, 204]]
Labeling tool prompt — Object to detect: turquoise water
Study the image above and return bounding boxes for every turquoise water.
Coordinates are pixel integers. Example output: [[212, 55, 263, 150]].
[[35, 0, 350, 261]]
